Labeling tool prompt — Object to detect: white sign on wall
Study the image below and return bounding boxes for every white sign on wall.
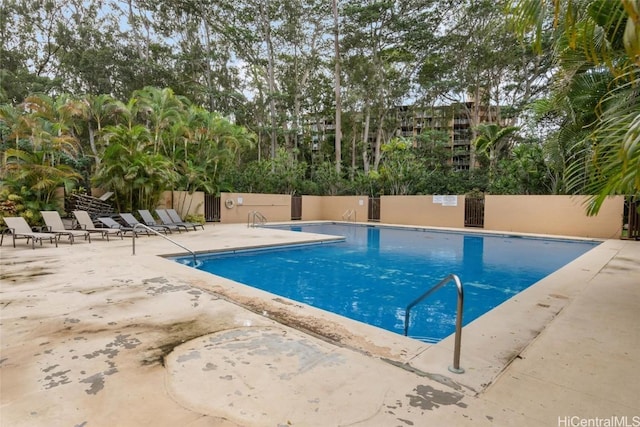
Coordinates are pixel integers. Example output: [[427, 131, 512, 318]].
[[442, 195, 458, 206], [433, 195, 458, 206]]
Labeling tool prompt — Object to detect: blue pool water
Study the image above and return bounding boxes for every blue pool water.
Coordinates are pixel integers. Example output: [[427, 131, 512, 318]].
[[176, 224, 599, 342]]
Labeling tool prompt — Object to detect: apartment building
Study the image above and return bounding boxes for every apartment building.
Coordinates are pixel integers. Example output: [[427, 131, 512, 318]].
[[305, 102, 508, 171], [397, 102, 510, 170]]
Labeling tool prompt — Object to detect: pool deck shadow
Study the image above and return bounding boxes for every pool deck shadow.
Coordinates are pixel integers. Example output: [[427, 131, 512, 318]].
[[1, 223, 638, 426]]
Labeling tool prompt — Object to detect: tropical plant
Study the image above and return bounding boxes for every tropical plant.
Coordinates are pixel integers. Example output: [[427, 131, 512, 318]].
[[473, 123, 520, 178], [508, 0, 640, 213], [379, 138, 424, 195], [92, 124, 177, 211]]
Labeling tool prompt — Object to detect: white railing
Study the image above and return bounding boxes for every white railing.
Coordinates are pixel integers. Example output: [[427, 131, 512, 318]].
[[132, 223, 196, 265], [342, 209, 356, 222], [247, 211, 267, 228], [404, 273, 464, 374]]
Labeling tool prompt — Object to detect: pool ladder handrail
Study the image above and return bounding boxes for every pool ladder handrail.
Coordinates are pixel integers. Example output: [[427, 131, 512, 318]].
[[404, 273, 465, 374], [342, 209, 356, 222], [132, 223, 197, 265], [247, 211, 267, 228]]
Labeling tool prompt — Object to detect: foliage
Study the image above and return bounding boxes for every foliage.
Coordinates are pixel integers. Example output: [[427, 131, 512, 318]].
[[489, 143, 550, 194], [0, 185, 58, 226], [379, 138, 424, 195], [474, 123, 520, 173], [3, 0, 637, 212], [184, 213, 206, 225], [508, 0, 640, 213], [1, 89, 254, 212]]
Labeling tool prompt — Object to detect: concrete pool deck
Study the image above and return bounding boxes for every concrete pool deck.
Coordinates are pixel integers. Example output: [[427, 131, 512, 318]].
[[1, 223, 638, 426]]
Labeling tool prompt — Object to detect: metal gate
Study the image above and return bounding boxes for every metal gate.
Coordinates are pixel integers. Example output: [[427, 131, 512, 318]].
[[464, 196, 484, 228], [291, 195, 302, 220], [204, 194, 221, 222], [368, 197, 380, 222], [627, 196, 639, 240]]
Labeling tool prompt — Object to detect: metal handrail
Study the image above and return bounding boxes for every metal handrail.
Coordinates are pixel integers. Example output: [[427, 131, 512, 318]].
[[247, 211, 267, 228], [404, 273, 464, 374], [342, 209, 356, 222], [132, 223, 197, 265]]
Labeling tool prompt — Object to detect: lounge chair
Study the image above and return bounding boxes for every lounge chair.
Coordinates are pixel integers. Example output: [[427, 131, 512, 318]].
[[138, 209, 183, 233], [97, 216, 143, 236], [1, 216, 59, 249], [73, 210, 123, 241], [120, 212, 171, 234], [156, 209, 192, 231], [163, 208, 204, 231], [41, 211, 91, 244]]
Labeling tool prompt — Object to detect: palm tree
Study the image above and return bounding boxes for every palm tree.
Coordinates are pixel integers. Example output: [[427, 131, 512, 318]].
[[473, 123, 520, 178], [84, 94, 119, 164], [134, 86, 186, 155], [0, 104, 32, 150], [93, 124, 177, 211], [1, 94, 83, 193], [4, 148, 82, 206], [508, 0, 640, 213]]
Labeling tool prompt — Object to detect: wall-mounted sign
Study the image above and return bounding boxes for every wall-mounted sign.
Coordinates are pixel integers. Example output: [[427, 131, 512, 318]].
[[433, 195, 458, 206]]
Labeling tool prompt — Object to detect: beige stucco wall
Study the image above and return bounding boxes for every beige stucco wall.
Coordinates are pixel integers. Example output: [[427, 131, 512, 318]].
[[77, 191, 624, 238], [301, 196, 324, 221], [158, 191, 204, 218], [315, 196, 369, 221], [380, 195, 466, 228], [157, 191, 172, 210], [484, 195, 624, 238], [220, 192, 292, 224]]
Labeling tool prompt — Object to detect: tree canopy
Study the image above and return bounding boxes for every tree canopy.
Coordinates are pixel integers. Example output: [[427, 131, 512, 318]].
[[1, 0, 637, 220]]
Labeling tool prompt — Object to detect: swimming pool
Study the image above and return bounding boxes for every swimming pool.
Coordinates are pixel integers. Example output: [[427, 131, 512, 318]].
[[175, 224, 600, 342]]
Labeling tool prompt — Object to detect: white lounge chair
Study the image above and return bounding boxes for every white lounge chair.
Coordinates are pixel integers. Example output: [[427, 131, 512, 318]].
[[73, 210, 123, 241], [1, 216, 59, 249], [41, 211, 91, 244]]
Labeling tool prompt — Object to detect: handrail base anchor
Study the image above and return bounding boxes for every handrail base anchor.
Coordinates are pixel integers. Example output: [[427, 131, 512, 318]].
[[448, 365, 465, 374]]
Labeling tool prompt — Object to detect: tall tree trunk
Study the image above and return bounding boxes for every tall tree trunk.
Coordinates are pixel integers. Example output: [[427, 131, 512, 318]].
[[332, 0, 342, 173], [470, 86, 481, 169], [88, 125, 99, 165], [202, 19, 215, 112], [350, 125, 356, 181], [261, 1, 277, 162], [373, 119, 383, 171], [362, 108, 371, 173]]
